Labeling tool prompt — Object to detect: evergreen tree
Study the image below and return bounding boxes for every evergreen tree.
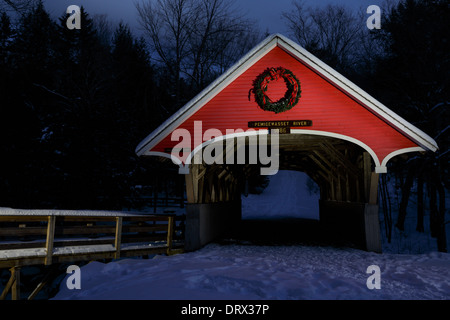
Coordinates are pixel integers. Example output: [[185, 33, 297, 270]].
[[373, 0, 449, 252], [0, 1, 62, 208], [107, 23, 159, 209]]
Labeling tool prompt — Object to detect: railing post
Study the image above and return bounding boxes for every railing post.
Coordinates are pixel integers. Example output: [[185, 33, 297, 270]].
[[166, 216, 174, 255], [11, 266, 20, 300], [45, 215, 56, 266], [114, 217, 123, 259], [0, 266, 20, 300]]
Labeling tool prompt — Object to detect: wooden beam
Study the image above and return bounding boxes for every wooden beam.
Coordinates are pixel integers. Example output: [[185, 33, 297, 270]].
[[345, 173, 351, 202], [0, 267, 16, 300], [312, 150, 334, 172], [197, 173, 205, 204], [368, 172, 379, 205], [363, 152, 372, 203], [335, 172, 342, 202], [114, 217, 123, 259], [192, 164, 199, 203], [320, 141, 360, 178], [185, 171, 195, 203], [11, 267, 20, 300], [44, 216, 56, 266], [309, 154, 332, 177], [166, 216, 174, 254], [28, 265, 59, 300]]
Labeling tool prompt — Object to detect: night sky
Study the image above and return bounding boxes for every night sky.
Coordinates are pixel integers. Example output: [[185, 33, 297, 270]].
[[42, 0, 391, 36]]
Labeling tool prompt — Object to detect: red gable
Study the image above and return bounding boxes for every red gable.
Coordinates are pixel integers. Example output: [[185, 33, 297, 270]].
[[136, 34, 437, 174]]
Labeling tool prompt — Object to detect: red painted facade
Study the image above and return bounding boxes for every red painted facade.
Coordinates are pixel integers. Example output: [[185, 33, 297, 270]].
[[148, 45, 418, 166]]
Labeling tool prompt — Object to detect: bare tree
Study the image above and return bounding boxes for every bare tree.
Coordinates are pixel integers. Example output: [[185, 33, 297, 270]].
[[1, 0, 37, 16], [136, 0, 196, 101], [282, 1, 364, 73], [214, 28, 261, 75], [92, 14, 114, 47], [136, 0, 258, 99], [186, 0, 257, 90]]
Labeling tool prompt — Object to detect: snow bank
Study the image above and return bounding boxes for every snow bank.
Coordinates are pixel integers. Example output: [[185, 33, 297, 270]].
[[53, 243, 450, 300]]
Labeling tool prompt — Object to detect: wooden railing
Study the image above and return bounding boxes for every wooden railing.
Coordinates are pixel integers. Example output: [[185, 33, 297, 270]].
[[0, 212, 185, 300]]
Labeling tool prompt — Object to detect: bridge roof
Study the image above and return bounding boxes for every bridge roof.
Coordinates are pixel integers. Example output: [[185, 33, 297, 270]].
[[135, 34, 437, 173]]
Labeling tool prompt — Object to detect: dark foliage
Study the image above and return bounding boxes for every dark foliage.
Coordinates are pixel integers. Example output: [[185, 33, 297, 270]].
[[0, 2, 166, 210]]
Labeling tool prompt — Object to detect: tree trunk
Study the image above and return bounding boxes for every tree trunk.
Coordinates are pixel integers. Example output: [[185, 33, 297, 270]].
[[396, 167, 415, 231], [436, 180, 447, 253], [429, 182, 438, 238], [381, 174, 392, 242], [416, 174, 424, 232]]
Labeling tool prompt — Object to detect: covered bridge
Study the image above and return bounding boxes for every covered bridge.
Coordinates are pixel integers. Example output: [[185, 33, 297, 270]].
[[136, 34, 438, 253]]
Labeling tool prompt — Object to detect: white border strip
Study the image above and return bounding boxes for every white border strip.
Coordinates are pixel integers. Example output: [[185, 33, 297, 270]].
[[380, 147, 425, 167], [177, 129, 385, 174], [146, 131, 426, 175]]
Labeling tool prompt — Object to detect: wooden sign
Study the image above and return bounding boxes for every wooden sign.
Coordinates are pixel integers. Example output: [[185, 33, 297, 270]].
[[269, 127, 290, 134], [248, 120, 312, 128], [248, 120, 312, 134]]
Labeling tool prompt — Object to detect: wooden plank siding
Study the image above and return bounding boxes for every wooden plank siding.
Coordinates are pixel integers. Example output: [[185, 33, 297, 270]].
[[149, 46, 418, 167]]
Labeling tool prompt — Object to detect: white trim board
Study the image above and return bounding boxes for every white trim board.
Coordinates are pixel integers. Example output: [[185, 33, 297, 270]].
[[163, 130, 426, 175]]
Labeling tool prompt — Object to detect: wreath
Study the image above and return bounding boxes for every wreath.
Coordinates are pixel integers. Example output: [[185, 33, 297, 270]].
[[251, 67, 301, 114]]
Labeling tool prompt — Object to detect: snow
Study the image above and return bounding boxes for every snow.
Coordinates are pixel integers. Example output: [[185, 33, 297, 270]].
[[242, 171, 320, 220], [53, 245, 116, 256], [0, 244, 117, 260], [0, 248, 46, 260], [53, 244, 449, 300], [49, 170, 450, 300], [0, 208, 150, 217]]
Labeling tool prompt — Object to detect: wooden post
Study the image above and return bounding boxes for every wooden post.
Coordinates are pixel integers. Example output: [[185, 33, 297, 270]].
[[44, 215, 56, 266], [336, 173, 342, 201], [365, 172, 381, 253], [345, 173, 351, 202], [185, 171, 195, 203], [364, 204, 382, 253], [363, 152, 372, 203], [179, 174, 185, 208], [11, 267, 20, 300], [368, 172, 379, 205], [355, 178, 361, 203], [0, 267, 20, 300], [114, 217, 123, 259], [166, 216, 174, 255]]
